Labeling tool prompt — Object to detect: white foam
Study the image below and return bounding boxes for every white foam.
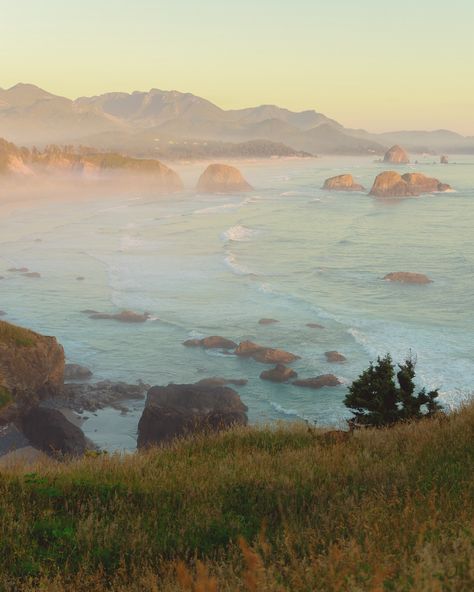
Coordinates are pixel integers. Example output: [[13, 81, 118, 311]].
[[221, 225, 256, 242]]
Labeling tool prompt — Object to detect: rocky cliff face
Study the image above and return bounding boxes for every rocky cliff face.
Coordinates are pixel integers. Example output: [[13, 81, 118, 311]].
[[196, 164, 253, 193], [370, 171, 451, 197], [322, 174, 365, 192], [383, 145, 410, 164], [0, 321, 64, 422]]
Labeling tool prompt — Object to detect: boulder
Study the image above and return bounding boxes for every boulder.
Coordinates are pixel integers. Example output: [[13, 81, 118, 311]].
[[370, 171, 451, 197], [183, 336, 237, 350], [325, 351, 347, 363], [196, 164, 253, 193], [137, 383, 248, 447], [440, 155, 449, 164], [64, 363, 93, 381], [235, 340, 300, 364], [293, 374, 341, 389], [306, 323, 324, 329], [89, 310, 150, 323], [0, 311, 6, 317], [258, 318, 279, 325], [383, 272, 432, 284], [260, 364, 297, 383], [322, 174, 365, 192], [0, 321, 64, 422], [19, 407, 86, 457], [22, 272, 41, 278], [8, 267, 29, 273], [383, 145, 409, 164]]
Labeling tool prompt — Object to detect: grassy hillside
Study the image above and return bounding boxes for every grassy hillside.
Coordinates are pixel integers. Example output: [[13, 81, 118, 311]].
[[0, 403, 473, 591]]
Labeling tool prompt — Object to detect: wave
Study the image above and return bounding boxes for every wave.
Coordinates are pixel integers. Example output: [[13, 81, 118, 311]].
[[224, 252, 254, 276], [193, 202, 241, 215], [221, 225, 256, 243]]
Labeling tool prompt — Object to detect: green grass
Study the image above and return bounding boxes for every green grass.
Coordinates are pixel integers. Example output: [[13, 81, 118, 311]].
[[0, 404, 473, 591], [0, 387, 12, 409], [0, 321, 37, 347]]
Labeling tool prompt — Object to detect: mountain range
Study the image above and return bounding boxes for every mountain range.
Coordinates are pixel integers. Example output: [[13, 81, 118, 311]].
[[1, 83, 473, 159]]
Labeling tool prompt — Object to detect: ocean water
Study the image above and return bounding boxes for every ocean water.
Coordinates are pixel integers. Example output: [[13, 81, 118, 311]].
[[1, 156, 473, 450]]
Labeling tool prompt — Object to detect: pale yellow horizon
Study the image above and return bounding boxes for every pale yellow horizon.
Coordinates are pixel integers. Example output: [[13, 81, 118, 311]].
[[1, 0, 473, 135]]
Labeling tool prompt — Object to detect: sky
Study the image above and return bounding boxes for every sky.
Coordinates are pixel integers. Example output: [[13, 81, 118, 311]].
[[1, 0, 473, 134]]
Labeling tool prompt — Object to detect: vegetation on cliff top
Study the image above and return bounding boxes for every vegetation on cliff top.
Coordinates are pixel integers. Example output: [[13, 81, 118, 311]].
[[0, 401, 473, 591], [0, 320, 37, 347]]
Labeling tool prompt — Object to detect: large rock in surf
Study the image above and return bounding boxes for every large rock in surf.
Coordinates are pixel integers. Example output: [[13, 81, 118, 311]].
[[323, 174, 365, 192], [64, 363, 93, 381], [370, 171, 451, 197], [325, 351, 347, 363], [20, 407, 86, 457], [137, 383, 248, 447], [260, 364, 297, 383], [293, 374, 341, 389], [383, 145, 409, 164], [0, 320, 64, 422], [196, 164, 253, 193], [383, 272, 432, 284], [440, 155, 449, 164], [89, 310, 150, 323], [235, 340, 300, 364], [183, 336, 237, 350]]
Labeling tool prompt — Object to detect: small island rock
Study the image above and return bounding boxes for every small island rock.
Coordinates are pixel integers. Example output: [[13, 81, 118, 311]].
[[260, 364, 297, 383], [383, 272, 432, 284], [383, 145, 410, 164], [325, 351, 347, 363], [293, 374, 341, 389], [323, 174, 365, 192], [196, 164, 253, 193], [370, 171, 451, 197]]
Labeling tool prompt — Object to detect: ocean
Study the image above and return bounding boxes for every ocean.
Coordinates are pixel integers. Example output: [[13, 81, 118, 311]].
[[1, 156, 473, 450]]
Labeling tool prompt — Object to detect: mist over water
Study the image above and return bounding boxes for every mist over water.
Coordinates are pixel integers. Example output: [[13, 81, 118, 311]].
[[1, 156, 473, 450]]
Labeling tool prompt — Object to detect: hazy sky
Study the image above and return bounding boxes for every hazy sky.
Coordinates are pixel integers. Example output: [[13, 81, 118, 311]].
[[1, 0, 473, 133]]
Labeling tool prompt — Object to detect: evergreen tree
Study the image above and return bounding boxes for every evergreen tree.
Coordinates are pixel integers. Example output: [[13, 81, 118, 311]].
[[344, 354, 442, 427]]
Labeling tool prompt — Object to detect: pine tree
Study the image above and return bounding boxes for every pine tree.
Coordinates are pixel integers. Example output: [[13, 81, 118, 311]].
[[344, 354, 442, 427]]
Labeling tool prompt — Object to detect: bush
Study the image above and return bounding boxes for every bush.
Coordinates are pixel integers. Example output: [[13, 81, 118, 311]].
[[344, 354, 442, 426]]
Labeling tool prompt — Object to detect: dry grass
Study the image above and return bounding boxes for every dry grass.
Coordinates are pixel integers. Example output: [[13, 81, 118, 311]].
[[0, 403, 473, 591], [0, 320, 37, 347]]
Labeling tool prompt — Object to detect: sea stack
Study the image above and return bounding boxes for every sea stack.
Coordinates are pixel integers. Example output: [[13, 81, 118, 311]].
[[322, 174, 365, 192], [440, 155, 449, 164], [383, 145, 410, 164], [196, 164, 253, 193], [370, 171, 451, 197]]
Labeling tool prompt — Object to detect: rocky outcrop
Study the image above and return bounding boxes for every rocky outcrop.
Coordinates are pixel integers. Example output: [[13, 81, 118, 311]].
[[20, 407, 86, 457], [196, 164, 253, 193], [137, 383, 248, 448], [323, 174, 365, 192], [235, 340, 300, 364], [383, 272, 432, 284], [293, 374, 341, 389], [60, 380, 148, 413], [325, 351, 347, 363], [64, 364, 93, 381], [260, 364, 297, 383], [383, 145, 409, 164], [370, 171, 451, 197], [258, 318, 279, 325], [183, 336, 237, 350], [440, 155, 449, 164], [89, 310, 150, 323], [0, 321, 64, 421]]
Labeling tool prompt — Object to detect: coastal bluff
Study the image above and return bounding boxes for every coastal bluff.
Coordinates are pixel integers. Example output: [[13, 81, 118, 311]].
[[196, 164, 253, 193]]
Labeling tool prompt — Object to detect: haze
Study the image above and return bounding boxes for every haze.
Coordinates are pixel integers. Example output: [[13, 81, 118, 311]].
[[1, 0, 473, 134]]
